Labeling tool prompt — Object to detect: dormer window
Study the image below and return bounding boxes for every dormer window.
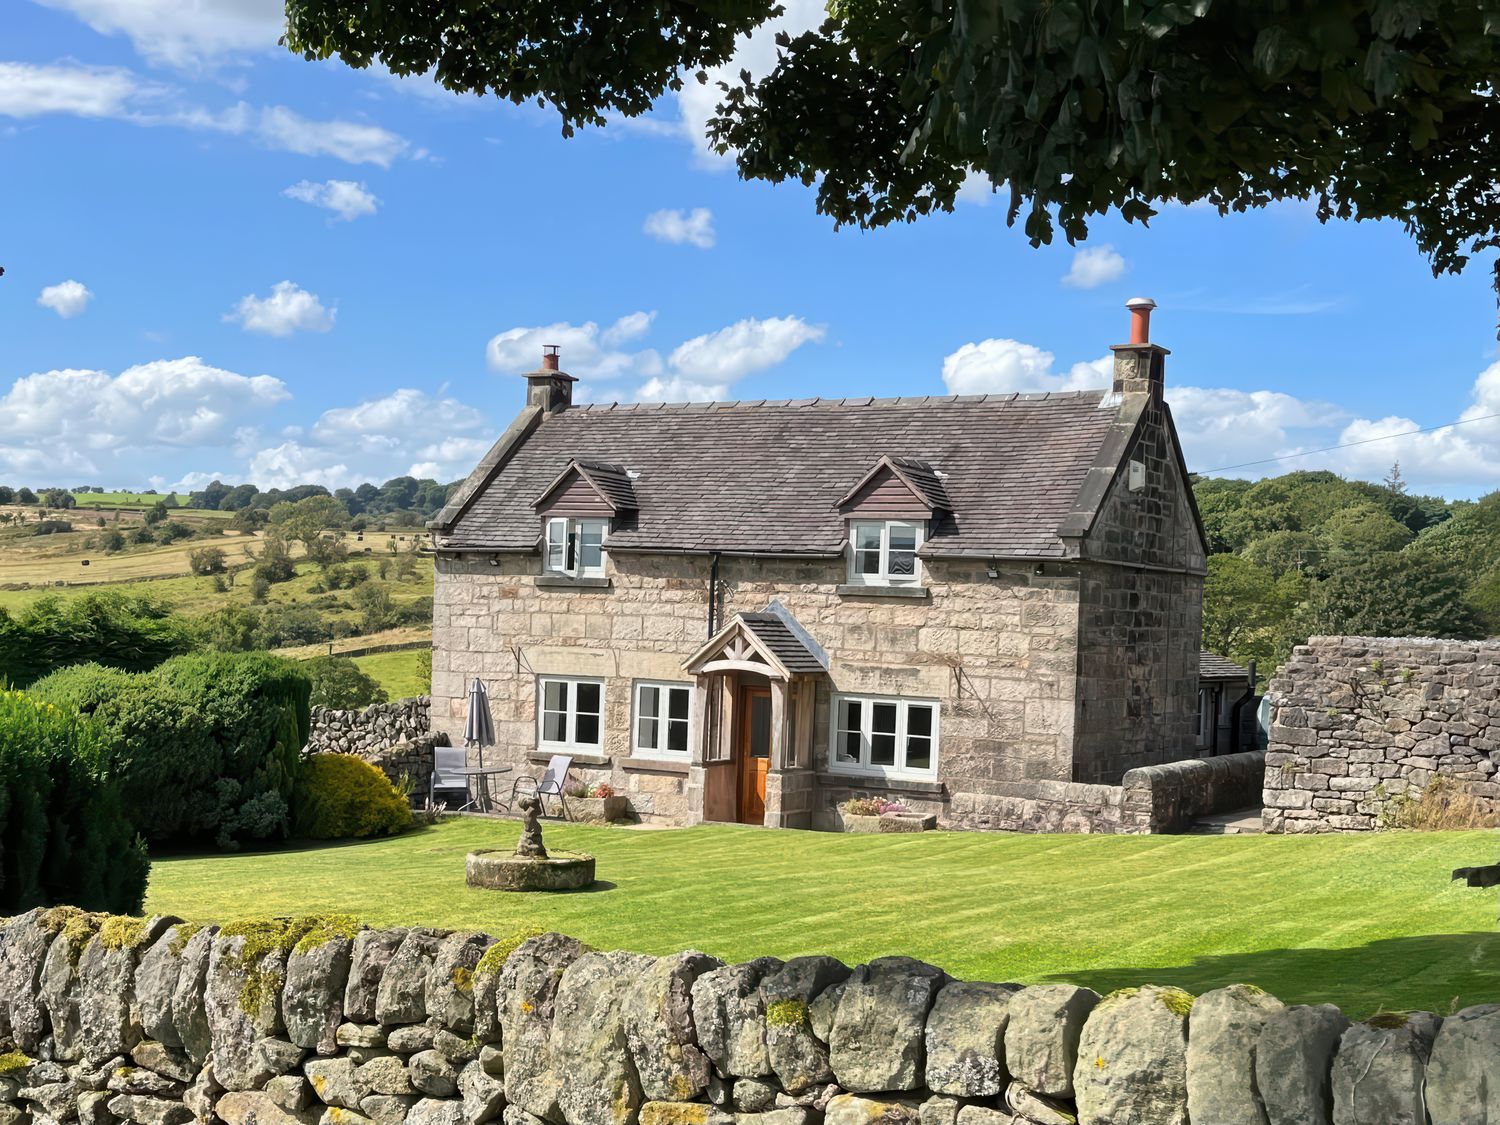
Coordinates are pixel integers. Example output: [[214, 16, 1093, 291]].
[[545, 517, 607, 578], [849, 520, 923, 587]]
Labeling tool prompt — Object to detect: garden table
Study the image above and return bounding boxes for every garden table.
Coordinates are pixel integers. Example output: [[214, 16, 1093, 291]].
[[456, 764, 513, 814]]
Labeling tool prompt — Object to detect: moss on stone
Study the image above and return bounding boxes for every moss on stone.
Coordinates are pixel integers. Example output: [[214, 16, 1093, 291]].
[[59, 911, 103, 966], [667, 1074, 695, 1101], [0, 1051, 33, 1077], [451, 965, 473, 995], [220, 918, 294, 1016], [39, 905, 84, 935], [766, 999, 807, 1029], [475, 926, 544, 981], [1101, 987, 1140, 1006], [1158, 988, 1195, 1018], [97, 916, 151, 952], [168, 923, 204, 956], [290, 914, 361, 956], [1365, 1010, 1411, 1029]]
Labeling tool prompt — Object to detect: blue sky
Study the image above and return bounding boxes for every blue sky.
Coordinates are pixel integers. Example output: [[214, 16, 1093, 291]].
[[4, 0, 1499, 498]]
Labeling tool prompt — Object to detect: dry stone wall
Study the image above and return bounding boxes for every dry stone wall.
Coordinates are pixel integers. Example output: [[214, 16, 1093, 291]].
[[4, 907, 1492, 1125], [306, 700, 442, 798], [1264, 636, 1500, 833], [308, 700, 431, 757]]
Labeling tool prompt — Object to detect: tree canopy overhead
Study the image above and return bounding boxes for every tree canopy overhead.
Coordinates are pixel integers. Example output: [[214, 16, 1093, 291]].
[[284, 0, 1500, 289]]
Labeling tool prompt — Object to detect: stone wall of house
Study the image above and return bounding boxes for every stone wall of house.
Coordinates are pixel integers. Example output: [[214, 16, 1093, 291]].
[[306, 699, 440, 802], [2, 906, 1491, 1125], [1074, 402, 1206, 783], [431, 552, 1088, 828], [1263, 636, 1500, 833]]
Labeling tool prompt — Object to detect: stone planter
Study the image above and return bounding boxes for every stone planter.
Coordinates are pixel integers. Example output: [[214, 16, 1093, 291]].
[[567, 795, 629, 824], [466, 849, 596, 891], [841, 811, 938, 834]]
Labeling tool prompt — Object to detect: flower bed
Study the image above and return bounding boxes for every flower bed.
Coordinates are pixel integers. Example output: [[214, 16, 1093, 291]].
[[839, 797, 937, 834]]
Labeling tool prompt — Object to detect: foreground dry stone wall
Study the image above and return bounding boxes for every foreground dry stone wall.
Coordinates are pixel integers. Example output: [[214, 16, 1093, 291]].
[[2, 909, 1496, 1125], [1264, 636, 1500, 833]]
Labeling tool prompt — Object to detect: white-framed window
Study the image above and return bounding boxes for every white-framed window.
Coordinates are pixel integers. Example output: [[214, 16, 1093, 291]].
[[848, 520, 923, 586], [830, 693, 939, 778], [633, 681, 694, 758], [544, 517, 608, 578], [537, 676, 604, 752]]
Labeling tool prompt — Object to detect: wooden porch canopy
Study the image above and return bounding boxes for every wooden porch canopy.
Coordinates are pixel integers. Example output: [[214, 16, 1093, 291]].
[[683, 610, 828, 680]]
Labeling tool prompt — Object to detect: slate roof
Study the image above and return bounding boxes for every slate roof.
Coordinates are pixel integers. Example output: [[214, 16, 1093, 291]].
[[1200, 651, 1251, 681], [438, 392, 1120, 558], [739, 612, 828, 675]]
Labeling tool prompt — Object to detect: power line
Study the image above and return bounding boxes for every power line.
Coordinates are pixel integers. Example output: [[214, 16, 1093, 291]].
[[1201, 410, 1500, 473]]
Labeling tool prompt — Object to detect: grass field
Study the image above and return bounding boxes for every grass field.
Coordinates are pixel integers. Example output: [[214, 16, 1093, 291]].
[[352, 649, 431, 698], [143, 819, 1500, 1015]]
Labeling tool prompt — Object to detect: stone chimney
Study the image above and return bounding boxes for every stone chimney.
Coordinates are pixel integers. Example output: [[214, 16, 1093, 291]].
[[1109, 297, 1169, 402], [525, 345, 576, 413]]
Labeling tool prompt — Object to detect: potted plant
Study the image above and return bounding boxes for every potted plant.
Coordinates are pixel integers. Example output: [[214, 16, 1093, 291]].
[[839, 797, 937, 834], [565, 780, 629, 824]]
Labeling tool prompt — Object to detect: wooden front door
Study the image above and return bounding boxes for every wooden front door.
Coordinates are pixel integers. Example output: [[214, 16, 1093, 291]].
[[737, 686, 772, 824]]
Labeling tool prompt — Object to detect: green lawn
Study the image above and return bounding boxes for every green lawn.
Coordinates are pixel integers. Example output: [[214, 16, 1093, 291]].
[[354, 649, 431, 699], [144, 819, 1500, 1016]]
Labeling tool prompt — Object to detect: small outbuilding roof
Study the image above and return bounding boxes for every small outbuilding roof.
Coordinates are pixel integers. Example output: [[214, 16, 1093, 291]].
[[1199, 650, 1251, 681]]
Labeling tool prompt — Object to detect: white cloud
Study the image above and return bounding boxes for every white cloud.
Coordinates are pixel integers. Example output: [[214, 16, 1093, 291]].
[[284, 179, 380, 221], [1168, 386, 1347, 474], [0, 61, 411, 167], [668, 316, 825, 382], [485, 314, 663, 380], [227, 281, 335, 336], [249, 389, 492, 488], [955, 171, 999, 207], [0, 61, 143, 118], [644, 208, 716, 249], [252, 106, 408, 167], [1062, 245, 1127, 289], [0, 357, 288, 478], [34, 0, 284, 69], [941, 339, 1113, 396], [635, 376, 731, 403], [37, 279, 94, 318]]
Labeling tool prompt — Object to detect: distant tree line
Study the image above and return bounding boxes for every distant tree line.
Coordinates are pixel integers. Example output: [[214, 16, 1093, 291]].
[[1197, 465, 1500, 680], [185, 476, 458, 523]]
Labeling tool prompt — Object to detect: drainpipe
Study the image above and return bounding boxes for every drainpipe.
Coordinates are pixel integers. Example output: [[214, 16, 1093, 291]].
[[1228, 659, 1257, 754], [707, 552, 721, 639]]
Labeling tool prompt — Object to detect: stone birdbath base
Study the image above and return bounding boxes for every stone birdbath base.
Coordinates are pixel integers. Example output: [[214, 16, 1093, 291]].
[[466, 849, 596, 891]]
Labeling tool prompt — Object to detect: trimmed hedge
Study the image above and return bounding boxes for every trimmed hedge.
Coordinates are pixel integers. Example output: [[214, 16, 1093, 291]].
[[0, 591, 197, 688], [293, 753, 412, 839], [29, 652, 311, 849], [0, 690, 148, 913]]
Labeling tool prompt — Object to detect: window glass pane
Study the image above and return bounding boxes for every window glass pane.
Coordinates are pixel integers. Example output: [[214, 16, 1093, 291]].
[[546, 522, 565, 571], [889, 525, 918, 552], [543, 680, 567, 713], [905, 737, 932, 771], [639, 686, 659, 720], [637, 687, 660, 750], [907, 705, 933, 739], [888, 548, 916, 577], [667, 718, 688, 754], [835, 699, 861, 763], [580, 522, 605, 571], [870, 702, 897, 765], [575, 713, 600, 745], [668, 688, 690, 722], [853, 525, 882, 576], [564, 525, 578, 571], [543, 710, 568, 743], [576, 682, 601, 715], [638, 715, 659, 750]]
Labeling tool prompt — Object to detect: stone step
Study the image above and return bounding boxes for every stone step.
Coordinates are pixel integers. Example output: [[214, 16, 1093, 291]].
[[1189, 807, 1265, 835]]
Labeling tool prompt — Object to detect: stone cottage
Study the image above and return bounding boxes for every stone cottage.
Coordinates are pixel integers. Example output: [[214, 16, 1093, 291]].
[[429, 299, 1208, 829]]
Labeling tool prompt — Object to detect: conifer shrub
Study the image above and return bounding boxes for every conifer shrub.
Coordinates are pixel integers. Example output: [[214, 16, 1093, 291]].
[[293, 754, 412, 840], [29, 652, 312, 850], [0, 591, 196, 688], [0, 690, 148, 913]]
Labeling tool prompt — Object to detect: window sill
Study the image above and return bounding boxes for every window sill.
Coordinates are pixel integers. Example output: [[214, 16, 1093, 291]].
[[836, 584, 930, 600], [816, 771, 945, 796], [620, 757, 690, 776], [529, 750, 611, 767], [536, 575, 612, 590]]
